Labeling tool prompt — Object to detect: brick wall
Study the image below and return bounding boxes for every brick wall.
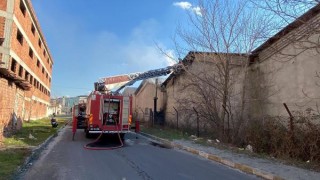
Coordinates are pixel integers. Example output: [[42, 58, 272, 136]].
[[0, 0, 53, 141], [0, 77, 23, 142], [8, 0, 52, 105], [13, 0, 53, 76], [133, 80, 165, 123], [0, 16, 5, 38], [0, 15, 4, 65], [0, 0, 7, 11]]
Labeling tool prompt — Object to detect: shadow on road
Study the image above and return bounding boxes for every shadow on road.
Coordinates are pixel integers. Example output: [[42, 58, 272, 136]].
[[85, 134, 124, 148]]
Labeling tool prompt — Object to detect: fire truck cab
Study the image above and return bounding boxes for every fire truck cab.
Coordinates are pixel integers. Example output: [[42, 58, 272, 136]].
[[84, 91, 132, 139]]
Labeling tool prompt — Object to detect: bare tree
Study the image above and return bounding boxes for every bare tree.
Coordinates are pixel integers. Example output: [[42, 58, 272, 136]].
[[171, 0, 275, 142], [251, 1, 320, 55], [251, 0, 320, 109]]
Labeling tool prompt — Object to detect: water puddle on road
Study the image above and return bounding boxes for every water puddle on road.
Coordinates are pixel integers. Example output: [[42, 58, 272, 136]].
[[85, 134, 126, 148], [85, 135, 147, 148]]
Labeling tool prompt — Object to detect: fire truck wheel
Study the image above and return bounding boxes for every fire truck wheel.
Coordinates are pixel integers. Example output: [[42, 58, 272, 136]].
[[120, 133, 125, 141], [85, 129, 92, 138]]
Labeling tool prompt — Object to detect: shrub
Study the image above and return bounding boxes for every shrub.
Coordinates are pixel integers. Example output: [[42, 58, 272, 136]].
[[245, 113, 320, 163]]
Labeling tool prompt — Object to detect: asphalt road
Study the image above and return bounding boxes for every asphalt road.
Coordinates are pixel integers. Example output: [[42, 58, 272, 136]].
[[22, 125, 259, 180]]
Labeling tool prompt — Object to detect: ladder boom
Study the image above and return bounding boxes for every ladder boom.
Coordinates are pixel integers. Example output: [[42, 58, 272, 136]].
[[95, 63, 182, 93]]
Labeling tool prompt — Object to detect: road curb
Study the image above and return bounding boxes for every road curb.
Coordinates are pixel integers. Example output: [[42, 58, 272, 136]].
[[139, 132, 284, 180]]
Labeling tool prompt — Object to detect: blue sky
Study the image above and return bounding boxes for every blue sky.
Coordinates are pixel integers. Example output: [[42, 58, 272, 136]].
[[31, 0, 201, 97]]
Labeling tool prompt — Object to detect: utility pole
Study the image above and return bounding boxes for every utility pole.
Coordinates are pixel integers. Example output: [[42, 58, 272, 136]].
[[153, 78, 158, 126]]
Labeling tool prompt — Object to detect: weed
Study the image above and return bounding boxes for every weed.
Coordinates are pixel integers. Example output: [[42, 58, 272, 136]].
[[0, 149, 31, 180], [4, 118, 66, 147], [141, 125, 187, 140], [0, 117, 69, 179]]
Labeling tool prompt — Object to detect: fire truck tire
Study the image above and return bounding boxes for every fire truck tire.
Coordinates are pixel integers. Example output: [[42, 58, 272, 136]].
[[120, 133, 125, 141], [85, 129, 92, 138]]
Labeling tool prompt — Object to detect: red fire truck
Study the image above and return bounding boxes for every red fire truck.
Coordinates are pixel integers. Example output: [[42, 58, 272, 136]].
[[84, 91, 132, 139], [72, 64, 182, 140]]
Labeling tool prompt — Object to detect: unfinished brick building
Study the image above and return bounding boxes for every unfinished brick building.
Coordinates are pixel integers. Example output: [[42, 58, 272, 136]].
[[0, 0, 53, 140]]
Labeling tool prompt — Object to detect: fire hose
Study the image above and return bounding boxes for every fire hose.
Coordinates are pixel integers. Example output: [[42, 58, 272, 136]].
[[83, 94, 124, 150], [82, 121, 124, 150]]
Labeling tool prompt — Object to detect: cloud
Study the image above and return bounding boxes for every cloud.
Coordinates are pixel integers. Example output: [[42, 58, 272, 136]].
[[173, 2, 192, 10], [173, 1, 202, 16], [192, 6, 202, 16], [89, 19, 177, 76], [34, 2, 178, 96]]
